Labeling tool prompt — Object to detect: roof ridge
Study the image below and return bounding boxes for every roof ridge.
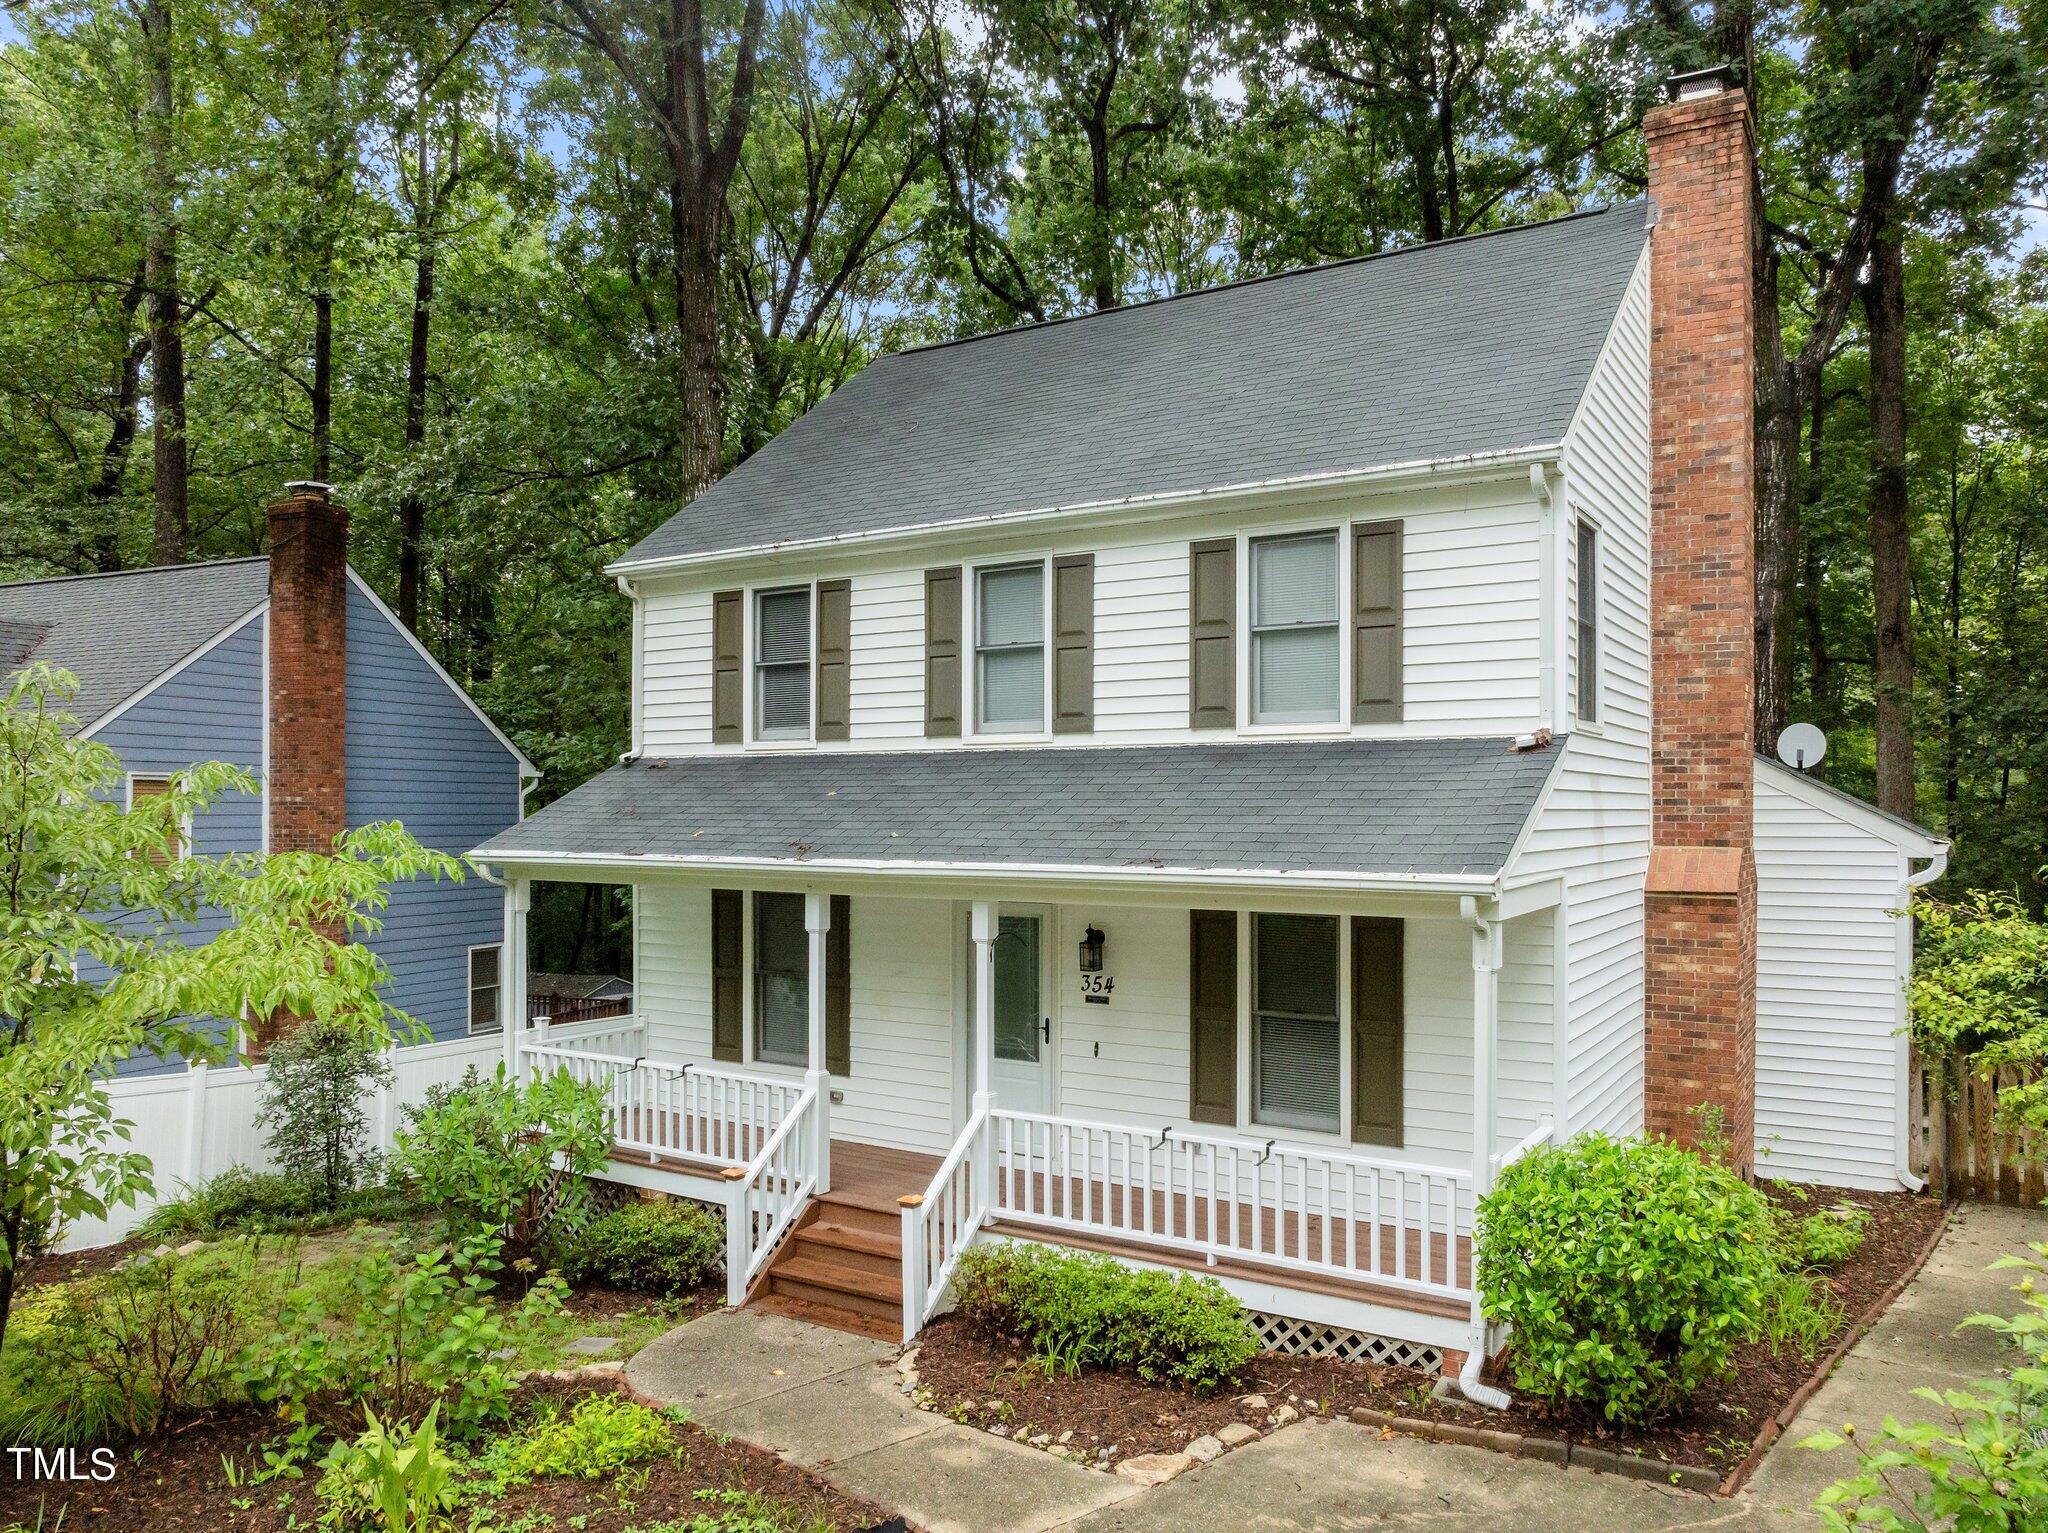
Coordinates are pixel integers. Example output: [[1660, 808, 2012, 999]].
[[0, 555, 268, 591], [894, 201, 1645, 361]]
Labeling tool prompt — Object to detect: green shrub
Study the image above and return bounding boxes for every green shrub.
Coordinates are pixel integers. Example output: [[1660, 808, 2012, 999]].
[[623, 1489, 833, 1533], [564, 1200, 724, 1295], [1476, 1132, 1777, 1424], [952, 1243, 1257, 1391], [392, 1067, 609, 1256], [316, 1403, 459, 1533], [139, 1166, 325, 1239], [1761, 1270, 1845, 1357], [239, 1232, 566, 1440], [0, 1240, 281, 1444], [1772, 1202, 1870, 1271], [261, 1017, 394, 1206], [478, 1393, 679, 1486]]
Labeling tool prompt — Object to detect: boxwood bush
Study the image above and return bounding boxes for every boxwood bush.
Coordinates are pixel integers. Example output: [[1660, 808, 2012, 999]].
[[562, 1199, 725, 1296], [1476, 1132, 1776, 1424], [952, 1242, 1257, 1391]]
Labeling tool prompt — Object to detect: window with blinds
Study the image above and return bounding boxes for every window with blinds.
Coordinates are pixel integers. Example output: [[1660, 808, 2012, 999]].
[[469, 944, 502, 1033], [1576, 520, 1600, 723], [128, 775, 186, 863], [1251, 532, 1340, 724], [976, 562, 1045, 732], [1253, 912, 1341, 1133], [753, 892, 808, 1065], [754, 587, 812, 739]]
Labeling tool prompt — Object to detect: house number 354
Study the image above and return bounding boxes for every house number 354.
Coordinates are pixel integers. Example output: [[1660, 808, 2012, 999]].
[[1080, 973, 1115, 1003]]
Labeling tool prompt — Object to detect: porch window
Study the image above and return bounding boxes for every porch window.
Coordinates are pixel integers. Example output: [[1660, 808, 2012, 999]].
[[1251, 532, 1339, 723], [754, 587, 812, 739], [753, 892, 808, 1065], [975, 563, 1045, 732], [468, 944, 502, 1033], [1576, 519, 1600, 723], [1252, 912, 1341, 1133]]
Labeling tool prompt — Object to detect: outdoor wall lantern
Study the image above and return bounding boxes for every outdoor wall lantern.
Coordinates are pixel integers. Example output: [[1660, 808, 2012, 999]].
[[1079, 926, 1107, 973]]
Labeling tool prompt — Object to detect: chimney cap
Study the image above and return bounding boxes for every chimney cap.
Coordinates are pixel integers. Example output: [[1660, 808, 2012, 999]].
[[282, 480, 337, 500], [1664, 64, 1737, 102]]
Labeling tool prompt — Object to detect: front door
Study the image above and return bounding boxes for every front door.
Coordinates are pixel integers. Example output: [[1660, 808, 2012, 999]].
[[977, 909, 1053, 1115]]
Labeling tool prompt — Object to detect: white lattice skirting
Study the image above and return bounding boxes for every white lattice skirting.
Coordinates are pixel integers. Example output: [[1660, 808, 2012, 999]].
[[1249, 1311, 1445, 1375]]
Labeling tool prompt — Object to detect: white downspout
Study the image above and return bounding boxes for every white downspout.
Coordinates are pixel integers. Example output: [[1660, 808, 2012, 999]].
[[1457, 896, 1513, 1410], [1894, 845, 1950, 1192]]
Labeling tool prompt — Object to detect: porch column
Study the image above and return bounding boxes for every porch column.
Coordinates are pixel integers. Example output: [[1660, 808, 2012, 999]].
[[804, 892, 833, 1194], [1466, 899, 1503, 1372], [970, 900, 997, 1215], [503, 878, 530, 1079]]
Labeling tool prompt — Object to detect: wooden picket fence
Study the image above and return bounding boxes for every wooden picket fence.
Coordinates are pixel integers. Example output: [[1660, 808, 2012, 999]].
[[1908, 1049, 2048, 1205]]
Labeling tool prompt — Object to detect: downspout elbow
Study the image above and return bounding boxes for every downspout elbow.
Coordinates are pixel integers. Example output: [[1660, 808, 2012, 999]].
[[1456, 1346, 1513, 1411]]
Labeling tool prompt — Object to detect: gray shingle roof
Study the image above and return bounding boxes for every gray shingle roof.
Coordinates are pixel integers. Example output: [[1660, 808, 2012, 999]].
[[476, 737, 1564, 881], [617, 203, 1649, 569], [0, 559, 269, 730]]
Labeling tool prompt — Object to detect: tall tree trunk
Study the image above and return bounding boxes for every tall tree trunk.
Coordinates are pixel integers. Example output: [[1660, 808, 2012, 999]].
[[1085, 107, 1116, 310], [1941, 452, 1964, 834], [669, 179, 725, 500], [1752, 238, 1802, 744], [399, 243, 435, 629], [311, 289, 333, 482], [1798, 382, 1832, 716], [1865, 227, 1914, 821], [141, 0, 188, 566]]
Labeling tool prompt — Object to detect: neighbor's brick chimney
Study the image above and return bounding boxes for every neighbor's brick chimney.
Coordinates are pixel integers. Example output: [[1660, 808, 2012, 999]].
[[1641, 66, 1759, 1169], [267, 482, 349, 855]]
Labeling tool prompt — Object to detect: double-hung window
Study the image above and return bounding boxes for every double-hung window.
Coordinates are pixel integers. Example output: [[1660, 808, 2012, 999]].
[[752, 892, 808, 1065], [1576, 520, 1600, 724], [1251, 532, 1340, 724], [1253, 912, 1341, 1134], [754, 587, 812, 739], [468, 944, 503, 1033], [975, 562, 1045, 733]]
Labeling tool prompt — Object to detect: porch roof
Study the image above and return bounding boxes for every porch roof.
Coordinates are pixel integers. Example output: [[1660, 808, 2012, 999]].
[[474, 736, 1562, 887]]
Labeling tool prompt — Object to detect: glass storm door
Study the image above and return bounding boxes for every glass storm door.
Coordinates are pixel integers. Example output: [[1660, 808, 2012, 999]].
[[974, 910, 1052, 1114]]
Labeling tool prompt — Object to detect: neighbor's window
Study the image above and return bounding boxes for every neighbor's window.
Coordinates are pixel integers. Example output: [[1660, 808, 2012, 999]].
[[754, 587, 812, 739], [976, 562, 1045, 732], [1576, 519, 1600, 723], [469, 944, 502, 1033], [1253, 913, 1341, 1134], [1251, 532, 1340, 724], [128, 775, 186, 864], [753, 892, 808, 1065]]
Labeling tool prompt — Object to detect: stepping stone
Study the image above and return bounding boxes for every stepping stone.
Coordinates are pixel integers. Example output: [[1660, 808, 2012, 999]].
[[563, 1335, 620, 1356], [1115, 1452, 1193, 1486], [1216, 1422, 1260, 1447], [1185, 1434, 1225, 1463]]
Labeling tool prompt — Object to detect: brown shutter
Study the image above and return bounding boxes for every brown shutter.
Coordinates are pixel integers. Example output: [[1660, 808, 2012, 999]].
[[1052, 553, 1094, 734], [712, 589, 744, 743], [1350, 915, 1403, 1146], [711, 888, 743, 1061], [1189, 909, 1238, 1125], [1188, 539, 1236, 729], [816, 579, 851, 742], [1352, 521, 1403, 724], [826, 894, 851, 1074], [924, 567, 962, 738]]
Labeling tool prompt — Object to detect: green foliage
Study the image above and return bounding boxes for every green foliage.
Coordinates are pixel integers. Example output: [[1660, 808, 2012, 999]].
[[1476, 1132, 1778, 1424], [952, 1242, 1257, 1391], [621, 1488, 833, 1533], [0, 1240, 283, 1444], [563, 1200, 724, 1296], [1773, 1202, 1871, 1272], [474, 1393, 679, 1488], [139, 1167, 421, 1241], [239, 1233, 567, 1440], [1802, 1241, 2048, 1529], [260, 1017, 396, 1206], [1910, 894, 2048, 1136], [393, 1067, 610, 1256], [316, 1404, 460, 1533], [1761, 1271, 1847, 1358]]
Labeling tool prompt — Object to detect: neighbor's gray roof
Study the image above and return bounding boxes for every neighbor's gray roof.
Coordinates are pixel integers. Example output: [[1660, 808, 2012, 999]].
[[618, 203, 1650, 569], [0, 559, 269, 730], [475, 737, 1564, 881]]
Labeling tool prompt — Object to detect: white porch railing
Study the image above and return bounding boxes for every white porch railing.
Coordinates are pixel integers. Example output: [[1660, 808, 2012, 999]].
[[899, 1107, 992, 1341], [724, 1085, 822, 1306]]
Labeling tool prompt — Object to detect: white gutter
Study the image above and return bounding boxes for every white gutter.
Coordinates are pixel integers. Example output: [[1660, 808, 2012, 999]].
[[1894, 843, 1951, 1193], [605, 444, 1561, 580]]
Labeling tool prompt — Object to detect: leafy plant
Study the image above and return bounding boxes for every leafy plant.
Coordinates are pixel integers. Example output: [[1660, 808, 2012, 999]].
[[1910, 894, 2048, 1137], [475, 1393, 679, 1488], [1774, 1202, 1871, 1272], [316, 1403, 460, 1533], [261, 1017, 395, 1206], [392, 1067, 609, 1257], [622, 1488, 834, 1533], [952, 1242, 1257, 1391], [563, 1200, 724, 1296], [1802, 1241, 2048, 1528], [1761, 1270, 1846, 1357], [240, 1232, 566, 1439], [140, 1167, 422, 1241], [1476, 1131, 1777, 1424]]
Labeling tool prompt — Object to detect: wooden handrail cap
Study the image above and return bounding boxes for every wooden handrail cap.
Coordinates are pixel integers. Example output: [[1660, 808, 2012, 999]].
[[720, 1166, 747, 1180], [897, 1194, 924, 1208]]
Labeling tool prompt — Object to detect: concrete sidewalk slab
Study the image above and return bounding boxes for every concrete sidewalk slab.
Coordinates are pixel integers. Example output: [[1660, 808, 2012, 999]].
[[625, 1307, 894, 1416], [707, 1362, 937, 1467], [825, 1422, 1138, 1533]]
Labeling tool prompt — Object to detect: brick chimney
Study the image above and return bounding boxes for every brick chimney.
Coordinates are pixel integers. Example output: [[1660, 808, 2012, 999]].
[[267, 482, 349, 855], [1641, 67, 1759, 1169]]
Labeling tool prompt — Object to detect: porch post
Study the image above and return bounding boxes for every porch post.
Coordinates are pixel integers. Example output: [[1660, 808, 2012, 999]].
[[1466, 899, 1503, 1377], [503, 878, 530, 1079], [970, 900, 997, 1215], [804, 892, 833, 1194]]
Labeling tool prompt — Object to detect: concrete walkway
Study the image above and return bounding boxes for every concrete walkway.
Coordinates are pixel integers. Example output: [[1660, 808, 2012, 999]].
[[627, 1201, 2045, 1532]]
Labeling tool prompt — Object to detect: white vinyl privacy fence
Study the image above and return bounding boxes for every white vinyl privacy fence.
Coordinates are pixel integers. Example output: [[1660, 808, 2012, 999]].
[[61, 1032, 504, 1252]]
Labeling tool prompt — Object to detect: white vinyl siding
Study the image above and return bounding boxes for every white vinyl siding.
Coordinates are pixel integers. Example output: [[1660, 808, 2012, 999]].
[[975, 563, 1046, 732], [1093, 539, 1189, 736], [641, 588, 715, 750], [1250, 532, 1340, 724], [848, 569, 926, 739]]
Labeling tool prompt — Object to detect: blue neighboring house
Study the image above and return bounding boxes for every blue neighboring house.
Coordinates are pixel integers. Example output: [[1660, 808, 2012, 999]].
[[0, 488, 538, 1069]]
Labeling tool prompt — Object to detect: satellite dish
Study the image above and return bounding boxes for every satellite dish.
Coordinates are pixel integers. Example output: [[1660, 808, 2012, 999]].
[[1776, 722, 1827, 771]]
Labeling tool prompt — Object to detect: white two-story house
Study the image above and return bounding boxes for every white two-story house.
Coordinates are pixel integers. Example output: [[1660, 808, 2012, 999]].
[[475, 70, 1945, 1397]]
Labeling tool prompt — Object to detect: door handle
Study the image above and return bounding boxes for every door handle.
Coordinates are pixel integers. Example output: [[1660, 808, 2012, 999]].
[[1040, 1017, 1051, 1043]]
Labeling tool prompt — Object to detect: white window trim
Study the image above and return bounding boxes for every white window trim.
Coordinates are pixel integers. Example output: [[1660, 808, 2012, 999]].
[[125, 773, 194, 862], [745, 579, 818, 749], [1235, 907, 1357, 1150], [965, 555, 1054, 742], [1236, 523, 1352, 737], [467, 941, 505, 1035], [1574, 514, 1602, 730]]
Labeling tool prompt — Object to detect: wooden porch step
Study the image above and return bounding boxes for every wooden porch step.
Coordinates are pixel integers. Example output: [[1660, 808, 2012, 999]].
[[759, 1201, 906, 1334], [766, 1253, 902, 1321], [789, 1219, 901, 1277]]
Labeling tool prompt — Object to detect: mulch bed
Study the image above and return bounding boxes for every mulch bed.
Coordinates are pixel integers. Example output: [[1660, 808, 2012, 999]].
[[17, 1234, 150, 1289], [561, 1278, 725, 1328], [911, 1185, 1951, 1479], [0, 1375, 902, 1532]]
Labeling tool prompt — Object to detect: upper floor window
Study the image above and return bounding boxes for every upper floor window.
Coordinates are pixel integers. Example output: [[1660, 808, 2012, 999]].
[[1253, 912, 1342, 1134], [753, 891, 808, 1065], [754, 586, 811, 739], [976, 562, 1045, 733], [1576, 520, 1600, 723], [1251, 531, 1339, 724]]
